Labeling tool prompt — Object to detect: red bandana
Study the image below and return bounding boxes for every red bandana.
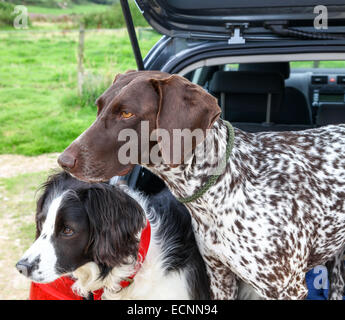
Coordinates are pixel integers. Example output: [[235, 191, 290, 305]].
[[29, 220, 151, 300]]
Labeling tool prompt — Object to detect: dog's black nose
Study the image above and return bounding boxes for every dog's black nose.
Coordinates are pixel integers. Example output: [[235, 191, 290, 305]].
[[16, 260, 31, 277]]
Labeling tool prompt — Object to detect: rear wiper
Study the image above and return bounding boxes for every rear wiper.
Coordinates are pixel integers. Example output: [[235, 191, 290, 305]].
[[265, 22, 345, 40]]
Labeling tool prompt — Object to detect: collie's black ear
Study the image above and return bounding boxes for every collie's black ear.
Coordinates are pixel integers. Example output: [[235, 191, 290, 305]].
[[35, 193, 47, 238], [80, 185, 146, 273]]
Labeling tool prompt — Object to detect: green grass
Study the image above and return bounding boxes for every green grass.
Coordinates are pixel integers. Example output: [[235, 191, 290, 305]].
[[291, 61, 345, 68], [1, 24, 345, 157], [27, 3, 110, 15], [81, 0, 148, 29], [0, 171, 48, 239], [0, 171, 47, 196], [0, 28, 161, 155], [2, 1, 147, 30], [0, 171, 50, 265]]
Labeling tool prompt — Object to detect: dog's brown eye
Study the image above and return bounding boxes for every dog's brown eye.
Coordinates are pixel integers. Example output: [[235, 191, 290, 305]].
[[121, 111, 134, 119], [61, 226, 74, 236]]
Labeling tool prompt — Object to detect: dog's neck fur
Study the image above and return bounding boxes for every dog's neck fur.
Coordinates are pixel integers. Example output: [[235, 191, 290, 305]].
[[144, 118, 255, 263], [145, 118, 245, 217], [71, 189, 189, 300]]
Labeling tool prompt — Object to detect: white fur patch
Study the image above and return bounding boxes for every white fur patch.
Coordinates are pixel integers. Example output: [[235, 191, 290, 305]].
[[19, 194, 64, 283], [72, 239, 190, 300]]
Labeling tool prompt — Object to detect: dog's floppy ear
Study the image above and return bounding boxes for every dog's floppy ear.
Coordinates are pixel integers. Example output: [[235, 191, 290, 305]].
[[150, 75, 221, 165], [112, 70, 136, 84], [80, 185, 146, 274]]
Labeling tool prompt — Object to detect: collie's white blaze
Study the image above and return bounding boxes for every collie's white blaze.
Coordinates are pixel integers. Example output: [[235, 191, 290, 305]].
[[19, 194, 64, 283]]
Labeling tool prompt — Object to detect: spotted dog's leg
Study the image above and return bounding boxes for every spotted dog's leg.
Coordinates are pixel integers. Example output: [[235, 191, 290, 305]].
[[203, 257, 238, 299], [272, 267, 309, 300], [209, 270, 239, 300], [326, 250, 345, 300], [278, 279, 308, 300], [204, 256, 263, 300], [287, 282, 308, 300]]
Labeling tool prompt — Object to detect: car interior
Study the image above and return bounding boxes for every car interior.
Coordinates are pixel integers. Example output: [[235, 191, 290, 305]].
[[185, 60, 345, 133], [126, 60, 345, 196]]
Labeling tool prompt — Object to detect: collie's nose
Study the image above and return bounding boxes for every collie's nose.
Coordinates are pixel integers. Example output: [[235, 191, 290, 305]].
[[16, 260, 31, 277], [58, 153, 76, 171]]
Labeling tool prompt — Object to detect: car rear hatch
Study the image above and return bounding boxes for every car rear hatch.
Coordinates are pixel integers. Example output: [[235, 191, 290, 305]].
[[120, 0, 345, 71], [135, 0, 345, 42]]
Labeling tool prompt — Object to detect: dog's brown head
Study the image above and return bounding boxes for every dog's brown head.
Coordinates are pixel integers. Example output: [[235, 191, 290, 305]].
[[58, 70, 221, 182]]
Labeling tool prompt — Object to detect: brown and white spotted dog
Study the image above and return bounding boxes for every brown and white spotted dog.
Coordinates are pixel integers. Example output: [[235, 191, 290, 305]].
[[58, 70, 345, 299]]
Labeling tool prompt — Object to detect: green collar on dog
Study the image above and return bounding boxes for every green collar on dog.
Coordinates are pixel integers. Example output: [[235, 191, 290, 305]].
[[177, 120, 235, 204]]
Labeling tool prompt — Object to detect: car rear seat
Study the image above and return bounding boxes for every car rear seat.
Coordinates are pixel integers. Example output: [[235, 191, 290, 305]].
[[239, 62, 313, 126], [209, 70, 284, 131], [209, 70, 312, 132], [209, 71, 306, 132]]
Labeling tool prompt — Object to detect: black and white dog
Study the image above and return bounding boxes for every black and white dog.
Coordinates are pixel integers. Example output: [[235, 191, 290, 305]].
[[16, 171, 210, 299]]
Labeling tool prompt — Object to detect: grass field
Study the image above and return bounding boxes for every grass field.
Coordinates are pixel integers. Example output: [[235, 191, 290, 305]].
[[0, 22, 344, 157], [27, 3, 110, 15], [0, 28, 161, 155], [291, 61, 345, 68]]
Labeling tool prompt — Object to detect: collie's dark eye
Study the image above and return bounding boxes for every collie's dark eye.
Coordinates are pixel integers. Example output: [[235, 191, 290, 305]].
[[61, 226, 74, 237]]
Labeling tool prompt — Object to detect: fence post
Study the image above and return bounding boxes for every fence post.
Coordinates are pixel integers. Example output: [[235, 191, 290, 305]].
[[77, 22, 85, 96], [313, 61, 320, 68]]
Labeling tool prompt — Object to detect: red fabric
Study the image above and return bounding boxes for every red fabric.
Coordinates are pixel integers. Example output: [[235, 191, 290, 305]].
[[119, 219, 151, 288], [29, 277, 83, 300], [30, 220, 151, 300]]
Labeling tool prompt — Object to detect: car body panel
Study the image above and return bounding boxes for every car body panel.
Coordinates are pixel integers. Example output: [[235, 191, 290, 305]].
[[143, 36, 345, 73], [136, 0, 345, 40]]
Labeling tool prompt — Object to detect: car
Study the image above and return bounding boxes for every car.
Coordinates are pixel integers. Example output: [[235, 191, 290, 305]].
[[115, 0, 345, 299]]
